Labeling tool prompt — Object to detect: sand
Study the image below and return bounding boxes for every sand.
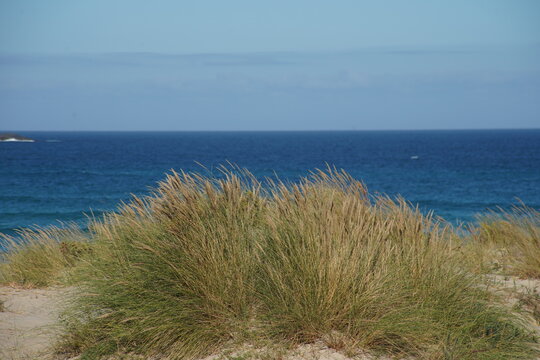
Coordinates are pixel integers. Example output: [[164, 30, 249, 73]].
[[0, 286, 65, 360], [490, 275, 540, 336]]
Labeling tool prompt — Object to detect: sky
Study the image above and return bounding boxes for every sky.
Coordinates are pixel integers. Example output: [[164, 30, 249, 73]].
[[0, 0, 539, 130]]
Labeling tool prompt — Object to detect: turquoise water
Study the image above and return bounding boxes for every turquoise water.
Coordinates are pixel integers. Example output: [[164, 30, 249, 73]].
[[1, 130, 539, 237]]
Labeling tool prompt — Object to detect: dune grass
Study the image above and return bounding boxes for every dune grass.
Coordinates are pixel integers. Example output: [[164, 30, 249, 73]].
[[469, 205, 540, 279], [0, 226, 91, 287], [58, 169, 266, 359], [257, 171, 537, 359], [47, 167, 538, 360], [0, 167, 538, 359]]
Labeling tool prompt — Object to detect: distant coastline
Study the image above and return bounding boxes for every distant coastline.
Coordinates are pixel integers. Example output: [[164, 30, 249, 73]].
[[0, 133, 35, 142]]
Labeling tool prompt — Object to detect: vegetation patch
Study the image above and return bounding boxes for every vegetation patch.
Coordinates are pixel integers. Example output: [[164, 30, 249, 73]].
[[0, 226, 91, 287], [2, 166, 539, 359], [469, 205, 540, 278]]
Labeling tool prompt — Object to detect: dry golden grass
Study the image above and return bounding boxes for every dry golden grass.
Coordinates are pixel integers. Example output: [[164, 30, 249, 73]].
[[257, 169, 537, 358], [468, 205, 540, 278], [0, 225, 90, 287]]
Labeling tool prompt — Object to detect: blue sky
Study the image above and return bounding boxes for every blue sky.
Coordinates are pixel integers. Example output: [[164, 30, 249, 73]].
[[1, 1, 539, 130]]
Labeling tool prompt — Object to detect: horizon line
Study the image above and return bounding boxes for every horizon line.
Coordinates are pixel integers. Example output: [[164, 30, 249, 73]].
[[2, 128, 540, 133]]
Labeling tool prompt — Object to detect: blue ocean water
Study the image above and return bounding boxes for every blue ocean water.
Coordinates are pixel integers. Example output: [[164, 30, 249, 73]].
[[1, 130, 539, 238]]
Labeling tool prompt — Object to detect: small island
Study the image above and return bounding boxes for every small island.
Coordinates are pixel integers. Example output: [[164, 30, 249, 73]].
[[0, 133, 35, 142]]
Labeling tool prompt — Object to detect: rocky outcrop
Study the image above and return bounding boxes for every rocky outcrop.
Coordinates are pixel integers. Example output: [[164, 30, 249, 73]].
[[0, 133, 35, 142]]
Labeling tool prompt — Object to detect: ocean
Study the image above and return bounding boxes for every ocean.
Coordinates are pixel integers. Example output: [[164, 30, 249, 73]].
[[1, 130, 539, 239]]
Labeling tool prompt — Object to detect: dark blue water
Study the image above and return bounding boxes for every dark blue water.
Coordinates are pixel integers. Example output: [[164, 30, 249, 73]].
[[1, 130, 539, 238]]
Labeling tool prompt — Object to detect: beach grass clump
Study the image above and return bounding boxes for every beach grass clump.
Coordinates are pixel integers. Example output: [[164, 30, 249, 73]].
[[0, 226, 91, 287], [58, 167, 539, 359], [472, 205, 540, 278], [258, 170, 537, 359], [59, 168, 266, 359]]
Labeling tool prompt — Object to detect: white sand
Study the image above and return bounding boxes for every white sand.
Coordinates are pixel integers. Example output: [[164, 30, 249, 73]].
[[0, 287, 65, 360]]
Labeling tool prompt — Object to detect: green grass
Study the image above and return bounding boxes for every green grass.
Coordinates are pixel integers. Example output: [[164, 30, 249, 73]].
[[0, 225, 91, 287], [1, 166, 539, 359], [58, 168, 266, 359]]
